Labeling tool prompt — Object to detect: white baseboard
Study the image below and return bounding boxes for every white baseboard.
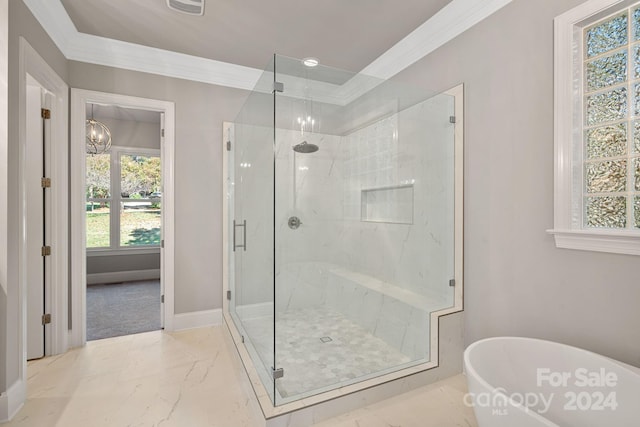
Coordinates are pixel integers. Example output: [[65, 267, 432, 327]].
[[236, 302, 273, 320], [87, 269, 160, 285], [0, 379, 26, 422], [172, 308, 222, 331]]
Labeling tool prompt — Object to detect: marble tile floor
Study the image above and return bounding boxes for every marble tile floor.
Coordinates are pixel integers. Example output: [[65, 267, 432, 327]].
[[3, 326, 478, 427], [242, 307, 412, 399]]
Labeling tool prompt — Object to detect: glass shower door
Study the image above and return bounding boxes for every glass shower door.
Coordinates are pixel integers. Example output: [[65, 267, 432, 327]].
[[228, 60, 277, 403]]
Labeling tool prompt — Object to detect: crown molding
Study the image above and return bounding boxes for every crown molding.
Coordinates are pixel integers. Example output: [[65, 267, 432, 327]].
[[21, 0, 512, 94], [21, 0, 262, 90], [21, 0, 76, 52], [362, 0, 514, 79], [66, 32, 262, 91]]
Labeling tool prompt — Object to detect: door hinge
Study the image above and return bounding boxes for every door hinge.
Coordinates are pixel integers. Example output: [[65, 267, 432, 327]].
[[449, 116, 456, 124], [226, 290, 231, 300], [41, 108, 51, 119], [161, 294, 165, 303], [41, 246, 51, 256], [449, 278, 456, 287], [161, 239, 165, 248], [271, 367, 284, 379], [161, 128, 165, 137], [272, 81, 284, 93], [42, 313, 51, 325], [41, 177, 51, 188], [226, 140, 231, 151]]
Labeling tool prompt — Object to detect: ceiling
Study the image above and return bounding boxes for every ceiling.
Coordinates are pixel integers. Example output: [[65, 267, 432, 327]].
[[60, 0, 453, 72]]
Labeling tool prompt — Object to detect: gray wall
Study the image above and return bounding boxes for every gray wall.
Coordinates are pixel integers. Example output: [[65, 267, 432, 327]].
[[3, 0, 68, 393], [395, 0, 640, 366], [69, 62, 248, 313], [98, 117, 161, 150], [87, 253, 160, 275]]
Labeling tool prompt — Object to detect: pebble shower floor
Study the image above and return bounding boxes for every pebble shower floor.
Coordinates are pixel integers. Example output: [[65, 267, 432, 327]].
[[243, 306, 414, 399]]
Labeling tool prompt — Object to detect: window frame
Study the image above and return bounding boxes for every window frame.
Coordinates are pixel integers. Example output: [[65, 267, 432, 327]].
[[86, 145, 161, 253], [550, 0, 640, 255]]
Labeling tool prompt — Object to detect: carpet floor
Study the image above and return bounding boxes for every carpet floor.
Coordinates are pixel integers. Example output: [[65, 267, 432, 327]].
[[86, 280, 161, 341]]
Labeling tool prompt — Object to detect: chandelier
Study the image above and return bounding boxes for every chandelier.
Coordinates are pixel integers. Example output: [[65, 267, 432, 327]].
[[86, 104, 112, 155]]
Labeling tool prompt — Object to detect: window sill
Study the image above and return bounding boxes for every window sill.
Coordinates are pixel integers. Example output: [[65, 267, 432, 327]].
[[547, 229, 640, 256], [86, 247, 160, 257]]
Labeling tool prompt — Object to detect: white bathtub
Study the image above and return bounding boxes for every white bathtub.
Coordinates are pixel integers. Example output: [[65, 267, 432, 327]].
[[464, 337, 640, 427]]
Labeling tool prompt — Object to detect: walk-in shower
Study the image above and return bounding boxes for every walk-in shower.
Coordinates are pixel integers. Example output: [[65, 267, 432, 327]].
[[224, 54, 463, 413]]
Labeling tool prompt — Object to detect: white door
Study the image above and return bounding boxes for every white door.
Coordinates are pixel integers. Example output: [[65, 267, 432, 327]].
[[26, 78, 51, 360]]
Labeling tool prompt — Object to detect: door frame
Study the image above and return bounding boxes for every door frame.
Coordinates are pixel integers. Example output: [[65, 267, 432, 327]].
[[69, 89, 176, 347], [16, 36, 69, 402]]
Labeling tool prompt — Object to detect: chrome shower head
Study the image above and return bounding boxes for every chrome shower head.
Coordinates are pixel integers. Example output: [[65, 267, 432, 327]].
[[293, 141, 319, 154]]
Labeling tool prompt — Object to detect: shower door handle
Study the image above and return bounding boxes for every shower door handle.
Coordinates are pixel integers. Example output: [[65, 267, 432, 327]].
[[233, 220, 247, 252]]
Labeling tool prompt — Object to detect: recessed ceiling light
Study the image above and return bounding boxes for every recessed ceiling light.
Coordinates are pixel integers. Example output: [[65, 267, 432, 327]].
[[302, 57, 319, 68]]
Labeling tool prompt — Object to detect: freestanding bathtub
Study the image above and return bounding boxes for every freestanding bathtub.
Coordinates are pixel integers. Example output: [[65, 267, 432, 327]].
[[464, 337, 640, 427]]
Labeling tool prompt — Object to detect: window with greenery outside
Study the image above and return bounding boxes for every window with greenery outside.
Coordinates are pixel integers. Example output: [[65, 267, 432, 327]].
[[86, 150, 161, 249], [86, 153, 111, 248]]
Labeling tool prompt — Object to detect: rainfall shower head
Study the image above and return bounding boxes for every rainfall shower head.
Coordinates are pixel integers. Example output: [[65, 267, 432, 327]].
[[293, 141, 319, 154]]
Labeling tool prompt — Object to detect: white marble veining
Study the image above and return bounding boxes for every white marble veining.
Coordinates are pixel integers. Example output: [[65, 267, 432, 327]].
[[5, 328, 262, 427], [338, 94, 456, 300], [2, 327, 477, 427]]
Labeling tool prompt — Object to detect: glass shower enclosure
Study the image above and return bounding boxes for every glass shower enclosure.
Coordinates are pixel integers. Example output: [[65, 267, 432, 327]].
[[227, 54, 459, 406]]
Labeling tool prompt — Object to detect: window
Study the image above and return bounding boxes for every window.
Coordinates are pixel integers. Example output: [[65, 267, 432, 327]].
[[86, 147, 161, 250], [86, 153, 111, 248], [552, 0, 640, 255]]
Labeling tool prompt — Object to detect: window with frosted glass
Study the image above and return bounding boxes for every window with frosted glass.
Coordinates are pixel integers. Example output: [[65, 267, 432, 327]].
[[583, 9, 640, 229]]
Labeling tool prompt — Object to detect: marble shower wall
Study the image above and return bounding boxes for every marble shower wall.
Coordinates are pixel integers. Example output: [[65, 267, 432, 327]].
[[274, 128, 344, 269], [337, 93, 456, 301], [236, 93, 455, 311]]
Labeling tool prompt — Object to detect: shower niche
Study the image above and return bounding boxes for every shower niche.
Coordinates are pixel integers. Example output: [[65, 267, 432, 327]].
[[361, 184, 415, 224], [223, 54, 463, 419]]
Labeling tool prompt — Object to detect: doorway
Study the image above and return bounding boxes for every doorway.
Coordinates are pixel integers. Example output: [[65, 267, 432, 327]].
[[70, 90, 176, 347], [84, 103, 164, 340]]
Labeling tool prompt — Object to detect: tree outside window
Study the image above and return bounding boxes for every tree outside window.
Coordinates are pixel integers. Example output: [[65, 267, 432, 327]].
[[86, 149, 161, 249]]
